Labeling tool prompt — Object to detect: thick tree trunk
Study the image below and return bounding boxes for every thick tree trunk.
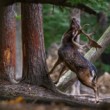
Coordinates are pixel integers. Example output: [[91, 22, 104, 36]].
[[0, 5, 16, 83], [21, 3, 55, 89]]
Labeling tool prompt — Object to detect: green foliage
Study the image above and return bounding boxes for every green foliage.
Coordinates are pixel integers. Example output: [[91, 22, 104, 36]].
[[43, 5, 70, 48], [16, 15, 21, 20], [43, 0, 110, 48], [68, 0, 110, 13]]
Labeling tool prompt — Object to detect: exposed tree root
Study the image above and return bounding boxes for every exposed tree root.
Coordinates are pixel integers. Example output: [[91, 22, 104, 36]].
[[0, 81, 110, 109]]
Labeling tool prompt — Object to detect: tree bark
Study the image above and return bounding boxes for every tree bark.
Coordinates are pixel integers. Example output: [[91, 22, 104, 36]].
[[0, 5, 16, 83], [21, 3, 55, 89]]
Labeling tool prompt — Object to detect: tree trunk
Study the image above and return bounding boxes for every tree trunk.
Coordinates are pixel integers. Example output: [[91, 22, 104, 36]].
[[0, 5, 16, 83], [21, 3, 55, 89], [71, 8, 80, 43]]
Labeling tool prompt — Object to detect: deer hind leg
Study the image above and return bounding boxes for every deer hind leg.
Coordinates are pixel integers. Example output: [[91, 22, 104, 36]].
[[92, 85, 99, 103], [49, 57, 62, 75], [54, 64, 68, 84]]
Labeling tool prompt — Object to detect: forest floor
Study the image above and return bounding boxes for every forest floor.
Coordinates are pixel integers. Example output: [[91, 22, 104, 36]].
[[0, 97, 103, 110]]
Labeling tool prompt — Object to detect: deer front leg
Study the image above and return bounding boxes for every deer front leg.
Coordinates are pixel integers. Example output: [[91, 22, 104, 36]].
[[54, 64, 69, 84], [72, 38, 83, 49], [72, 37, 87, 55], [49, 57, 62, 75]]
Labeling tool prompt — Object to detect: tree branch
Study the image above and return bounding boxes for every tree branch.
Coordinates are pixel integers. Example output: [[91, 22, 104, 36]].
[[0, 0, 100, 16], [57, 26, 110, 89]]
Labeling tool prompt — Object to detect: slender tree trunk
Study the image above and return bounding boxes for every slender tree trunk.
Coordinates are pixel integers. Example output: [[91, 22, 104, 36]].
[[21, 3, 55, 89], [71, 8, 80, 43], [0, 5, 16, 83]]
